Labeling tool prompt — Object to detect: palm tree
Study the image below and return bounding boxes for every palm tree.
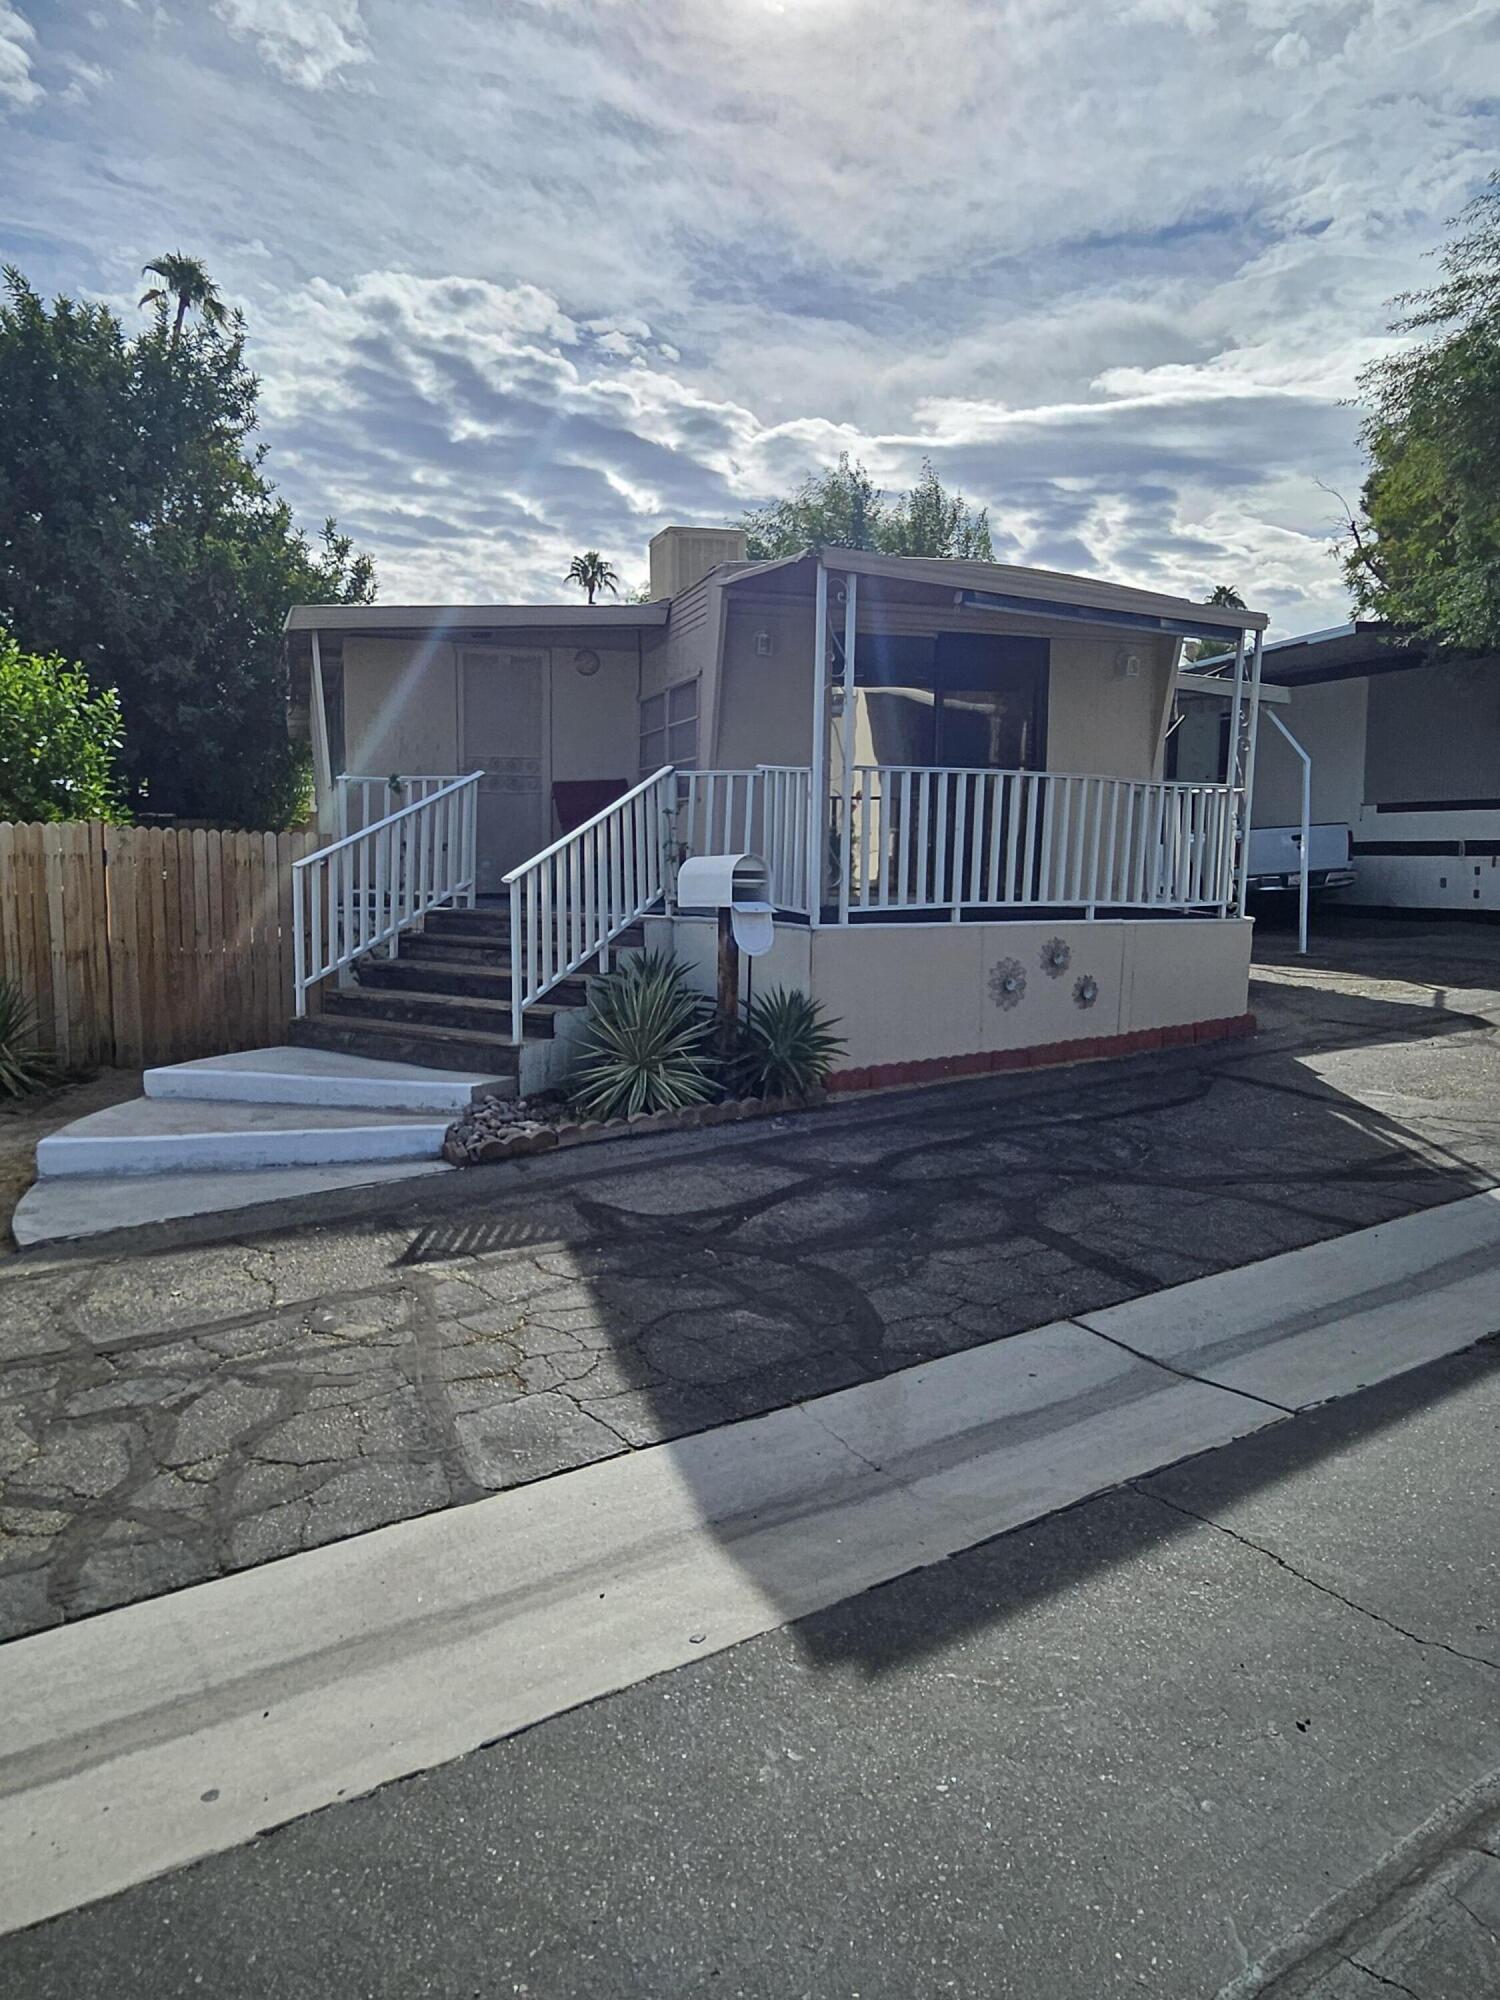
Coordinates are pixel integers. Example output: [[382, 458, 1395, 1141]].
[[1190, 583, 1249, 662], [139, 254, 228, 346], [565, 551, 620, 605]]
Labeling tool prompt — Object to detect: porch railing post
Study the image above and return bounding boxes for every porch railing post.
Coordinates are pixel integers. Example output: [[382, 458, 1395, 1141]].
[[1236, 628, 1266, 919], [808, 561, 829, 923], [509, 873, 524, 1044], [838, 571, 857, 925]]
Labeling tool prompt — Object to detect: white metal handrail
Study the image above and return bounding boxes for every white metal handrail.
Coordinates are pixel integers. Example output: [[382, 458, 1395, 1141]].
[[337, 773, 462, 841], [293, 771, 481, 1015], [504, 766, 678, 1041], [840, 767, 1239, 919]]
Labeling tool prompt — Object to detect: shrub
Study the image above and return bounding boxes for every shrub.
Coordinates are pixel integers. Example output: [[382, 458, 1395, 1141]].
[[737, 986, 844, 1099], [566, 951, 718, 1119], [0, 626, 125, 823], [0, 977, 54, 1098]]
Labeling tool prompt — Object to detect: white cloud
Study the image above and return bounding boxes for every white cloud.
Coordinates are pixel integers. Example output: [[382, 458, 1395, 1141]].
[[212, 0, 368, 89], [0, 2, 41, 110], [60, 56, 110, 104], [3, 0, 1498, 634]]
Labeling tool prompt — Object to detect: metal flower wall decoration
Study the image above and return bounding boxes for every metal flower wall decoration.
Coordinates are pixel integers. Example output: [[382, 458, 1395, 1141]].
[[1040, 936, 1072, 978], [1073, 973, 1100, 1009], [989, 957, 1027, 1010]]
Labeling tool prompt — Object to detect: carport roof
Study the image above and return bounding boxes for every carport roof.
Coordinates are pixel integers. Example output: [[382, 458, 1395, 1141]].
[[723, 546, 1269, 642]]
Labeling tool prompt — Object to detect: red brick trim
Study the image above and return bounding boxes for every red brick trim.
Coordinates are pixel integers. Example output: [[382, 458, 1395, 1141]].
[[824, 1012, 1256, 1095]]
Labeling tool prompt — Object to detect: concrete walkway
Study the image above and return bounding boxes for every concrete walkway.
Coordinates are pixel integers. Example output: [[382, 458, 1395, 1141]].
[[0, 922, 1497, 1643]]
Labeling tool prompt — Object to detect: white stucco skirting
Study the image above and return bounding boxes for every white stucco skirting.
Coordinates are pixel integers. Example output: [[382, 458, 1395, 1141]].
[[2, 1190, 1497, 1936]]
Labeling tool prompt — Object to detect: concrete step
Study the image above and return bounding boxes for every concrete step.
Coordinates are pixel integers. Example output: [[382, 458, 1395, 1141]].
[[12, 1158, 453, 1248], [324, 987, 565, 1039], [289, 1015, 524, 1076], [143, 1046, 513, 1114], [35, 1097, 451, 1178], [357, 957, 591, 1008]]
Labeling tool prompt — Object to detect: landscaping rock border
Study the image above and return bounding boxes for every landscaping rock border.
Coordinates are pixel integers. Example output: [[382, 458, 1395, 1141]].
[[442, 1091, 824, 1166]]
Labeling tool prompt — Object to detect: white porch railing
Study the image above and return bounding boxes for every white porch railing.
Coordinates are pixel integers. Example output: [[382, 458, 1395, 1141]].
[[293, 771, 481, 1015], [336, 772, 461, 840], [504, 767, 678, 1042], [838, 768, 1239, 918], [673, 764, 812, 916]]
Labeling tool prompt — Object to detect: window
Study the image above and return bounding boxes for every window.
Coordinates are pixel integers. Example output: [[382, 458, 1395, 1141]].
[[640, 679, 699, 773]]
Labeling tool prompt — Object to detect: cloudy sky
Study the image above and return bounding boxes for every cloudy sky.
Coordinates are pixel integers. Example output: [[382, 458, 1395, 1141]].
[[3, 2, 1499, 631]]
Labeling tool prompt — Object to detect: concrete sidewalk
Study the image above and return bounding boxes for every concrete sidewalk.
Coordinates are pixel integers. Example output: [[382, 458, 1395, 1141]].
[[1, 924, 1498, 1643]]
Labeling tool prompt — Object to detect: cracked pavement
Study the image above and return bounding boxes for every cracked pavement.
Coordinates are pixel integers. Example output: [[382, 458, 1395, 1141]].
[[1, 915, 1498, 1645]]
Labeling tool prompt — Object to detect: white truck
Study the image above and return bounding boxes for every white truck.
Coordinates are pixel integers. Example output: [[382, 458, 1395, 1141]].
[[1246, 823, 1355, 897]]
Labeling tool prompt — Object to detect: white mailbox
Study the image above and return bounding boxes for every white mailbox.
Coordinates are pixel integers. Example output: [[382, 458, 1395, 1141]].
[[676, 852, 775, 956]]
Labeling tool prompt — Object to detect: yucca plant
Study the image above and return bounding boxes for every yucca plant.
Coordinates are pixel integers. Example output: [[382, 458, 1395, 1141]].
[[566, 951, 718, 1119], [0, 977, 54, 1098], [737, 987, 845, 1100]]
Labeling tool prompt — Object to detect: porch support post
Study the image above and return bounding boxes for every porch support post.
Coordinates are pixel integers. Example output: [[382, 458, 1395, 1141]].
[[1266, 709, 1312, 955], [309, 631, 336, 839], [1236, 627, 1265, 919], [1223, 627, 1247, 916], [837, 571, 858, 925], [808, 561, 829, 921]]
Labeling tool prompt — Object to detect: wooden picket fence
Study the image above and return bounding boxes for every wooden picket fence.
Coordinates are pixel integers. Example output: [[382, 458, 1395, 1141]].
[[0, 821, 318, 1070]]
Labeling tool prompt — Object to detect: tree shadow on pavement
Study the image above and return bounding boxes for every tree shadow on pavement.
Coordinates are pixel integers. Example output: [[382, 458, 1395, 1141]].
[[0, 957, 1495, 1655]]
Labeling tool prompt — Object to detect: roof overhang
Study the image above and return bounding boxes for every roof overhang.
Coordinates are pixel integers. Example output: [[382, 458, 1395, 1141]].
[[1188, 621, 1436, 686], [284, 602, 669, 638], [1175, 669, 1289, 705]]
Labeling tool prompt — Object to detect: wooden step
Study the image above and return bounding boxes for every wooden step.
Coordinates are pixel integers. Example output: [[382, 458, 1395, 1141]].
[[289, 1015, 522, 1076], [359, 956, 591, 1007], [324, 987, 565, 1040]]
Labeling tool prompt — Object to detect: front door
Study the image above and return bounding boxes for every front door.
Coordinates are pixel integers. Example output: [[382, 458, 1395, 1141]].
[[460, 649, 549, 893]]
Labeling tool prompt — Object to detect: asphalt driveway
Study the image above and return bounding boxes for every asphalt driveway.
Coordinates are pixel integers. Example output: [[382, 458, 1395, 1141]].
[[1, 914, 1497, 1644]]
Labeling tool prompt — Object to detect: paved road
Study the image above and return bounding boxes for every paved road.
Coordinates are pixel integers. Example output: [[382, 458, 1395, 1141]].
[[5, 1335, 1497, 1999], [0, 919, 1497, 1641]]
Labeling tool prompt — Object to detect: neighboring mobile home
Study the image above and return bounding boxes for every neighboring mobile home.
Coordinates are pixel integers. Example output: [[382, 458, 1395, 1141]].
[[1177, 623, 1500, 917], [283, 528, 1269, 1092]]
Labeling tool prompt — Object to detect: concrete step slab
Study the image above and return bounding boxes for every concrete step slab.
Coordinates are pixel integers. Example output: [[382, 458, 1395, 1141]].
[[287, 1016, 524, 1074], [11, 1158, 453, 1248], [35, 1096, 450, 1178], [142, 1046, 510, 1115]]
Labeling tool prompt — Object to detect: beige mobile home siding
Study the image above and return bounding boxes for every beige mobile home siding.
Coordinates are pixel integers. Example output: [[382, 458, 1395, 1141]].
[[1253, 678, 1368, 825], [340, 635, 639, 792], [342, 637, 461, 776], [1044, 635, 1176, 779], [715, 601, 816, 768]]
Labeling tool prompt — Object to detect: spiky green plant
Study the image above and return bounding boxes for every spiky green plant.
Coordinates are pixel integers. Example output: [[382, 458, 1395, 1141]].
[[737, 987, 844, 1099], [566, 951, 718, 1119], [0, 978, 53, 1098]]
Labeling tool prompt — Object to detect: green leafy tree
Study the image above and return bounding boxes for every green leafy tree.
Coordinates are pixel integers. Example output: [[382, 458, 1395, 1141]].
[[139, 252, 229, 346], [0, 627, 124, 822], [883, 457, 994, 559], [0, 266, 374, 827], [565, 551, 620, 604], [743, 453, 889, 558], [1343, 177, 1500, 652], [742, 452, 992, 560]]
